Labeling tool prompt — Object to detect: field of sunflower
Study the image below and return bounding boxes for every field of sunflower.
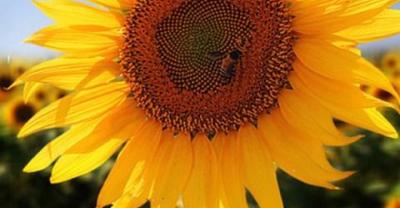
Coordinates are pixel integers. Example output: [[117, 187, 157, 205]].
[[1, 1, 400, 208]]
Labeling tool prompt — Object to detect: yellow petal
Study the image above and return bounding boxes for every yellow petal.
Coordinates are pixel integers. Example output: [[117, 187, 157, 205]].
[[23, 119, 101, 172], [257, 115, 345, 189], [23, 82, 43, 102], [89, 0, 134, 9], [114, 171, 153, 208], [333, 107, 398, 139], [19, 82, 127, 137], [338, 9, 400, 42], [26, 25, 121, 56], [50, 139, 124, 183], [293, 61, 393, 109], [211, 135, 232, 208], [211, 133, 225, 160], [279, 89, 360, 146], [117, 127, 163, 208], [150, 133, 193, 208], [290, 79, 398, 138], [97, 121, 162, 207], [18, 57, 116, 90], [267, 111, 353, 179], [183, 135, 219, 208], [33, 0, 122, 29], [66, 99, 146, 154], [292, 0, 396, 34], [215, 133, 247, 208], [294, 38, 399, 101], [237, 125, 283, 208]]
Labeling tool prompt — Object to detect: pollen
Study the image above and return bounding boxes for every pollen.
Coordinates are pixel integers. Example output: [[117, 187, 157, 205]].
[[122, 0, 296, 135]]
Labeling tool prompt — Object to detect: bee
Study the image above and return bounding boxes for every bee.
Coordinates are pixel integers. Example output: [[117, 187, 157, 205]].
[[220, 49, 242, 78], [208, 38, 247, 79]]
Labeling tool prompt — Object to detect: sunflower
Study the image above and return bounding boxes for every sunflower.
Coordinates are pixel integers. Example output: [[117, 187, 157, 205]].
[[382, 51, 400, 75], [17, 0, 400, 207], [29, 84, 66, 105], [8, 58, 33, 77], [50, 88, 68, 100], [0, 58, 40, 103], [367, 86, 398, 106], [382, 51, 400, 102], [3, 98, 39, 131], [361, 51, 400, 106]]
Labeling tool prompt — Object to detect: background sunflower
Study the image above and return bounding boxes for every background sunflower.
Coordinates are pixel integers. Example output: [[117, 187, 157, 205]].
[[1, 1, 400, 208]]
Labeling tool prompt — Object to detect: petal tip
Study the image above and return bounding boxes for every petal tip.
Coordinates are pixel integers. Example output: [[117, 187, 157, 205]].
[[8, 79, 24, 91], [23, 164, 39, 173], [49, 176, 63, 184]]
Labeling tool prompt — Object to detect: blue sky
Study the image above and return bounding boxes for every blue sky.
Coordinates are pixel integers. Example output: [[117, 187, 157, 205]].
[[0, 1, 53, 58], [0, 1, 399, 58]]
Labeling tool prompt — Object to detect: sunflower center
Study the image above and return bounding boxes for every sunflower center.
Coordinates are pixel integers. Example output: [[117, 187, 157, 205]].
[[14, 103, 35, 124], [155, 0, 253, 92], [122, 0, 296, 135], [386, 59, 397, 69], [35, 91, 47, 101]]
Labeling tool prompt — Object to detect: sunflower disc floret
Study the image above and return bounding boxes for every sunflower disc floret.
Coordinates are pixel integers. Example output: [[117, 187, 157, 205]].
[[122, 0, 296, 135]]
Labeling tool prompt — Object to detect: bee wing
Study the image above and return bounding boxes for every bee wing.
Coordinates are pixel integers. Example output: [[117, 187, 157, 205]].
[[208, 51, 226, 60]]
